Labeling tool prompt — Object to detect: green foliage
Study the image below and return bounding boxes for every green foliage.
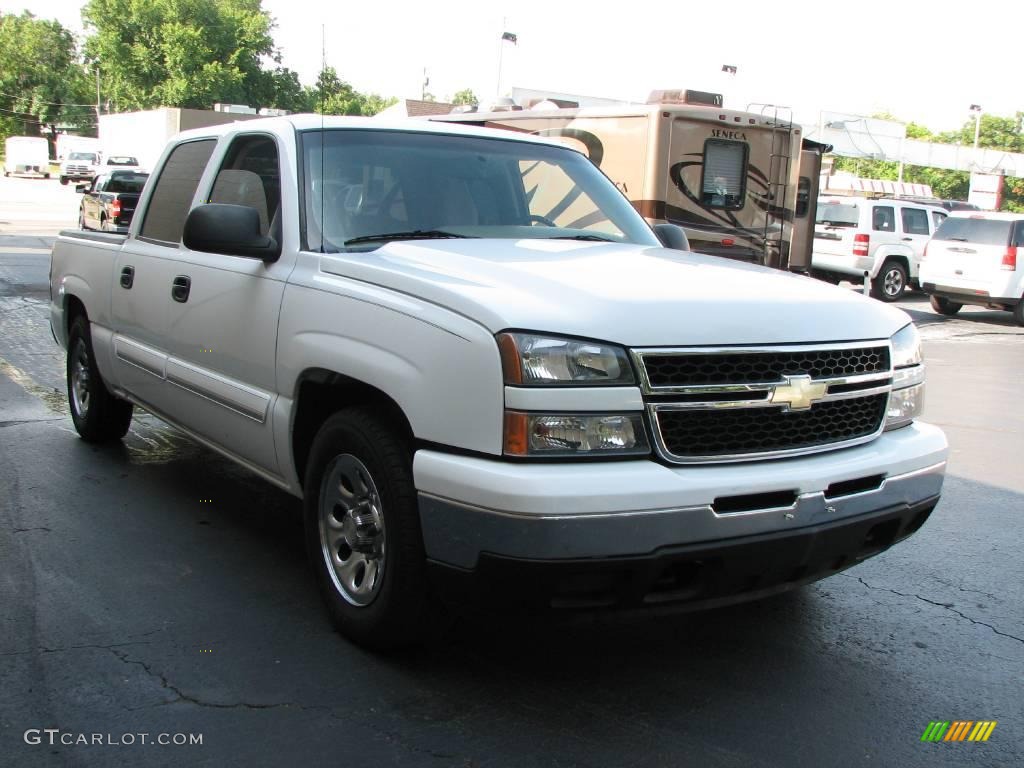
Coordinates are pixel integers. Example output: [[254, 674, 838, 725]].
[[452, 88, 477, 106], [82, 0, 278, 110], [310, 67, 396, 117], [838, 112, 1024, 211], [0, 12, 95, 148]]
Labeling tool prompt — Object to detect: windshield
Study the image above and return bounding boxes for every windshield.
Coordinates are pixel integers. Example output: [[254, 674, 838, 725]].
[[933, 217, 1013, 246], [300, 129, 659, 252], [69, 152, 98, 162], [815, 201, 860, 227]]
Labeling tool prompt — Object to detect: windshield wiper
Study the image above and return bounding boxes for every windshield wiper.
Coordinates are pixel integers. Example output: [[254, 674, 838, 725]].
[[550, 234, 617, 242], [344, 229, 473, 246]]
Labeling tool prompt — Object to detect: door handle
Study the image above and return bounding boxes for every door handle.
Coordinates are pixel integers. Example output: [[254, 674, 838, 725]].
[[901, 237, 913, 241], [120, 266, 134, 289], [171, 275, 191, 303]]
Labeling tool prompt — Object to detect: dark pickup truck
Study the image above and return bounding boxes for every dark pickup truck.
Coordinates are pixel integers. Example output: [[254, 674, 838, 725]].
[[77, 170, 149, 233]]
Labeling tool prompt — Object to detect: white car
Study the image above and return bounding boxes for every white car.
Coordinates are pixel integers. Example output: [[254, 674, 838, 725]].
[[812, 195, 948, 301], [920, 212, 1024, 325]]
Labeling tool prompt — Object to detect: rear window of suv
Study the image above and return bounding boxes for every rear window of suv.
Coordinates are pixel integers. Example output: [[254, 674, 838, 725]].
[[933, 217, 1013, 246], [815, 201, 859, 227]]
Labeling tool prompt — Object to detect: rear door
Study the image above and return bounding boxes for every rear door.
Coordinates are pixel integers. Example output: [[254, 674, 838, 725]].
[[110, 138, 217, 408], [898, 204, 933, 278], [922, 216, 1013, 290]]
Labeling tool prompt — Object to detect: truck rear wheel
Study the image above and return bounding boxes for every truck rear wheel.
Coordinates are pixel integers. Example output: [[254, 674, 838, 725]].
[[930, 296, 962, 316], [67, 315, 133, 442], [304, 407, 432, 649], [1013, 299, 1024, 327], [872, 260, 907, 302]]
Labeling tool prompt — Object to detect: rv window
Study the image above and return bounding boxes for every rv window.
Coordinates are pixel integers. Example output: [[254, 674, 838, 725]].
[[701, 140, 747, 209], [900, 207, 930, 236], [795, 177, 811, 218]]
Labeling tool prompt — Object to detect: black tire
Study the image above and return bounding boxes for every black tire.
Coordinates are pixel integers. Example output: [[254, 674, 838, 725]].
[[66, 314, 133, 442], [59, 176, 68, 185], [930, 295, 962, 316], [1013, 300, 1024, 327], [811, 269, 840, 285], [303, 407, 432, 649], [872, 260, 908, 302], [100, 214, 107, 232]]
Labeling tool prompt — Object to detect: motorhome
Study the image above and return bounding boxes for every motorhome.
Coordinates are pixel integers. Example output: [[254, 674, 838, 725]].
[[434, 91, 814, 270], [4, 136, 50, 178]]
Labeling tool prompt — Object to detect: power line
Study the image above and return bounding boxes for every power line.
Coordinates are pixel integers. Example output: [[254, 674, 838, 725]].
[[0, 90, 99, 107]]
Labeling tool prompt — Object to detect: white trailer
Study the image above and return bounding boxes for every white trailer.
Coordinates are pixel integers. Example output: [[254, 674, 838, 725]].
[[4, 136, 50, 178]]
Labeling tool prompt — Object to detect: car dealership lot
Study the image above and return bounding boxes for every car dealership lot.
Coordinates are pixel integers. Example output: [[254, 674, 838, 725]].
[[1, 175, 1021, 767]]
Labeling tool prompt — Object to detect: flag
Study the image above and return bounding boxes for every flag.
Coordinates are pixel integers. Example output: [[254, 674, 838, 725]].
[[501, 31, 517, 45]]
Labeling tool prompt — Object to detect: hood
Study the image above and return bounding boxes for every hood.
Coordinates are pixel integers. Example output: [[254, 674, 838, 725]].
[[320, 239, 910, 347]]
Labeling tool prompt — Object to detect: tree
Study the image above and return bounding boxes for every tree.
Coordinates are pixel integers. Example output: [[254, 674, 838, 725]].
[[452, 88, 478, 106], [81, 0, 280, 111], [0, 12, 95, 151], [308, 67, 396, 117]]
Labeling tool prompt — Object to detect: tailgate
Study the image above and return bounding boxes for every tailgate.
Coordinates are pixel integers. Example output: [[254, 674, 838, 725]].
[[924, 218, 1013, 286], [814, 200, 860, 257]]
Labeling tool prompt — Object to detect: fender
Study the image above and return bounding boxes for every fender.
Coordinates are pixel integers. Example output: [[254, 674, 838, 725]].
[[869, 244, 913, 278]]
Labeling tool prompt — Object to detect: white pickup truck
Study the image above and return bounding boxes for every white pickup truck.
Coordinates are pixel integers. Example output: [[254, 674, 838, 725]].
[[49, 116, 948, 648]]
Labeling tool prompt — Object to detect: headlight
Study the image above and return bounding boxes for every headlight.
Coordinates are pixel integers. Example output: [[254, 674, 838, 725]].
[[497, 332, 634, 386], [891, 323, 922, 368], [886, 324, 925, 429], [503, 412, 650, 456]]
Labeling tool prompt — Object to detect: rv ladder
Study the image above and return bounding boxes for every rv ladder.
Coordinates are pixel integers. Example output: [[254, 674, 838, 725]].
[[750, 103, 794, 270]]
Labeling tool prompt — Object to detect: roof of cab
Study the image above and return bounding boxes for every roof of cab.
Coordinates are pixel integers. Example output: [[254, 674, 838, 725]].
[[947, 210, 1024, 221], [171, 113, 577, 152]]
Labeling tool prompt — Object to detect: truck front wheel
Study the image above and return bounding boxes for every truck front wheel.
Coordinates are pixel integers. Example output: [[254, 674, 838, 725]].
[[60, 176, 68, 185], [66, 315, 133, 442], [304, 408, 432, 649]]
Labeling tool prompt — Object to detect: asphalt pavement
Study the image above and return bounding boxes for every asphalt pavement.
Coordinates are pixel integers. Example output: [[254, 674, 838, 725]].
[[1, 175, 1022, 767]]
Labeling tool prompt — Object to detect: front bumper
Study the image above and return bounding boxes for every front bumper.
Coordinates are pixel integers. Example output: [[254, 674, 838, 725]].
[[414, 422, 947, 608]]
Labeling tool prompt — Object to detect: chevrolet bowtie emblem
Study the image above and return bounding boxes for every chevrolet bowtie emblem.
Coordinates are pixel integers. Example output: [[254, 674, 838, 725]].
[[770, 374, 827, 411]]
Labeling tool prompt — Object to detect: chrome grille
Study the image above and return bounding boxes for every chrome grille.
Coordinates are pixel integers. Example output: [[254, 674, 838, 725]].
[[655, 394, 888, 459], [634, 342, 892, 463], [642, 346, 890, 388]]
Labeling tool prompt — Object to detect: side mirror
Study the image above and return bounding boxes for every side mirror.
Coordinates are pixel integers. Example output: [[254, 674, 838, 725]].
[[75, 183, 89, 193], [653, 223, 691, 252], [183, 204, 280, 262]]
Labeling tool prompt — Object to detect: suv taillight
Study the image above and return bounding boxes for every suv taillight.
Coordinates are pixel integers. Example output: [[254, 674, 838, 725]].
[[111, 198, 122, 218], [853, 233, 870, 257], [1001, 246, 1017, 271]]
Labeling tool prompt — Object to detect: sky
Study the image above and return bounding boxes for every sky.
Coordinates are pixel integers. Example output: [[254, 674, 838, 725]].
[[11, 0, 1021, 132]]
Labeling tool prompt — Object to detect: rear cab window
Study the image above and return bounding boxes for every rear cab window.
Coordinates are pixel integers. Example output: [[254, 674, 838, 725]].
[[139, 139, 217, 245]]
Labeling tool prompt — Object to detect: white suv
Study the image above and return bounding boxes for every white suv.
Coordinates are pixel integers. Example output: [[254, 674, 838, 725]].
[[920, 212, 1024, 326], [812, 196, 948, 301]]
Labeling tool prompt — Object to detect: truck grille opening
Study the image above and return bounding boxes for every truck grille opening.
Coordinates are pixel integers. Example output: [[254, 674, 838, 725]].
[[656, 394, 888, 459], [643, 346, 890, 387]]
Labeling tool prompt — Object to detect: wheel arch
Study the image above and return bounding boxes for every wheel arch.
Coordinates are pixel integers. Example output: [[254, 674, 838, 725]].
[[290, 367, 415, 491]]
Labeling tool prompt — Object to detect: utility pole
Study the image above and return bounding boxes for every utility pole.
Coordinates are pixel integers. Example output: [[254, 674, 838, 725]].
[[95, 66, 101, 125]]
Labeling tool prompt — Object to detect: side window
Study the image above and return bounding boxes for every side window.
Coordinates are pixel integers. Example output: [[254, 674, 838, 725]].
[[931, 211, 947, 231], [701, 140, 747, 209], [872, 206, 895, 232], [139, 139, 216, 244], [901, 207, 930, 236], [795, 177, 811, 217], [209, 134, 281, 238]]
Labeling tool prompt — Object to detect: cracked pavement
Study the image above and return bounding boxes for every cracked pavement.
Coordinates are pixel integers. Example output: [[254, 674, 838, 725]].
[[1, 189, 1022, 766]]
